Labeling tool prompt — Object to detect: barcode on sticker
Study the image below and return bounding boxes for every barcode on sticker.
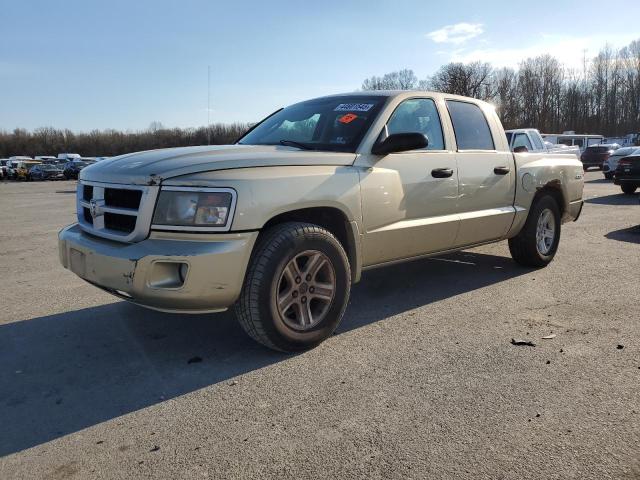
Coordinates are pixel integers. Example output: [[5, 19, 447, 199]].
[[334, 103, 374, 112]]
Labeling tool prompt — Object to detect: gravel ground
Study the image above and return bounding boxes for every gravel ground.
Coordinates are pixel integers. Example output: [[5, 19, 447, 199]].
[[0, 173, 638, 479]]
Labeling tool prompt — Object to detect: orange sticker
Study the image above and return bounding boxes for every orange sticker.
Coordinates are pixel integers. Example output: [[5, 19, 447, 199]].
[[338, 113, 358, 124]]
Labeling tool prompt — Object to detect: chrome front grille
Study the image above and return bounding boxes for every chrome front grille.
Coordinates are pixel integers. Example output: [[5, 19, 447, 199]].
[[77, 180, 159, 243]]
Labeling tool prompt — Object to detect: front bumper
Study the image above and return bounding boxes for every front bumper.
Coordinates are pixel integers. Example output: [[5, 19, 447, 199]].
[[59, 224, 258, 313]]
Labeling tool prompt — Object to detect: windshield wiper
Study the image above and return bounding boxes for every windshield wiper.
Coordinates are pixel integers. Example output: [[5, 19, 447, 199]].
[[279, 139, 314, 150]]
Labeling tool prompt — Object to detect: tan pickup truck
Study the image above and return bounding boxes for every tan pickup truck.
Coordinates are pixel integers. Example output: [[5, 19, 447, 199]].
[[59, 91, 584, 351]]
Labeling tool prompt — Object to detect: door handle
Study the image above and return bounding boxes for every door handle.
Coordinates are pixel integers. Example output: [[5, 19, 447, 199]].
[[431, 168, 454, 178], [493, 166, 510, 175]]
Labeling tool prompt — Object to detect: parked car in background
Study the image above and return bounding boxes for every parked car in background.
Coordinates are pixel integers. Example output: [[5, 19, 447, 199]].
[[505, 129, 580, 157], [63, 159, 94, 179], [28, 163, 65, 181], [543, 133, 604, 152], [506, 129, 546, 152], [0, 159, 8, 179], [580, 144, 619, 171], [12, 160, 42, 180], [603, 147, 640, 179], [57, 153, 82, 162], [614, 153, 640, 194], [35, 156, 59, 164], [7, 156, 34, 179]]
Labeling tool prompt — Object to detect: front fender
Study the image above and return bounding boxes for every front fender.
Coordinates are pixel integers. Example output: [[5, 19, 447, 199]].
[[161, 165, 363, 232]]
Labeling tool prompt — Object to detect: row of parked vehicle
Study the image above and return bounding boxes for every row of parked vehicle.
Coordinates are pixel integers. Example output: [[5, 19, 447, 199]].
[[0, 154, 108, 182], [599, 145, 640, 194], [505, 129, 639, 195]]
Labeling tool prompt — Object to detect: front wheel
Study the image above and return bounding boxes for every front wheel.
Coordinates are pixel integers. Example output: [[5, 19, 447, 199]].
[[621, 184, 637, 195], [509, 194, 561, 268], [235, 222, 351, 352]]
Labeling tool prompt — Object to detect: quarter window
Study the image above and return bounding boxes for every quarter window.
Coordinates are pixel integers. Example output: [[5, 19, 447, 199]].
[[386, 98, 445, 150], [446, 100, 494, 150]]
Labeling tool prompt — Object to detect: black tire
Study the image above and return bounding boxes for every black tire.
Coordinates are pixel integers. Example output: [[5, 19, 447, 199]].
[[235, 222, 351, 352], [604, 172, 613, 180], [508, 194, 561, 268], [621, 184, 637, 195]]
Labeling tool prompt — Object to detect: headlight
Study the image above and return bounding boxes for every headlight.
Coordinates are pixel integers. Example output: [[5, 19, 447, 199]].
[[152, 187, 236, 231]]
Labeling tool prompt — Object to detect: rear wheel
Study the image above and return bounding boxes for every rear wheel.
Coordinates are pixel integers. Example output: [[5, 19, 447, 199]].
[[604, 172, 613, 180], [235, 222, 351, 352], [509, 194, 561, 268], [621, 184, 637, 195]]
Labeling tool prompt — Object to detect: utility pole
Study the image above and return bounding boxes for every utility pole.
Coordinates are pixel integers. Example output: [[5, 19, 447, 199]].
[[207, 65, 211, 145]]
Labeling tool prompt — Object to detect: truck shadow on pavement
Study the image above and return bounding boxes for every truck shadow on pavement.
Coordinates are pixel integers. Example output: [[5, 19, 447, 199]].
[[605, 225, 640, 244], [0, 251, 529, 456]]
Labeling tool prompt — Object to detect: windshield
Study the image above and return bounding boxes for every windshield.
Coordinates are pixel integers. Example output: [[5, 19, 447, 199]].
[[586, 146, 610, 153], [238, 95, 388, 153]]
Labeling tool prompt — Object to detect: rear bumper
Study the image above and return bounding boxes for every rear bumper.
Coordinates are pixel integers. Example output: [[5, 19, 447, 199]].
[[581, 162, 602, 168], [59, 224, 258, 313], [566, 199, 583, 223], [614, 177, 640, 185]]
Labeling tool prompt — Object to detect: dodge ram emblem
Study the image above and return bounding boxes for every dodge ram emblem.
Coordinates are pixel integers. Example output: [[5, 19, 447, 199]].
[[89, 199, 104, 219]]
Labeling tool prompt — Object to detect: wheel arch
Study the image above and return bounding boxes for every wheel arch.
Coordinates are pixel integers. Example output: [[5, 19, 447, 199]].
[[535, 180, 566, 217], [259, 206, 362, 283]]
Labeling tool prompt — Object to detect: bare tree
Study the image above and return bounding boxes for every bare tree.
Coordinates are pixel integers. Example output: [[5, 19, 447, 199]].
[[427, 61, 496, 100], [361, 69, 418, 90]]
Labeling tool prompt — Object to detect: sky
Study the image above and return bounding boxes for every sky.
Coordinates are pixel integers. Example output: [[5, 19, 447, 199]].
[[1, 0, 639, 131]]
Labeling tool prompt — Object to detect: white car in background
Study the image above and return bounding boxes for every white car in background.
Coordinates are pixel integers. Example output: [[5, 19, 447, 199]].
[[505, 128, 580, 158], [603, 146, 640, 179]]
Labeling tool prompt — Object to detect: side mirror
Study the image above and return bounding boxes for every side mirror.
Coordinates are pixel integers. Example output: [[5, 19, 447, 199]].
[[372, 132, 428, 155], [513, 145, 529, 153]]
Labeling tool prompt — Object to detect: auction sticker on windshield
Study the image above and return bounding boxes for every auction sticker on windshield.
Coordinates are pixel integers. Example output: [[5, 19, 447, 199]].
[[338, 113, 358, 124], [334, 103, 374, 112]]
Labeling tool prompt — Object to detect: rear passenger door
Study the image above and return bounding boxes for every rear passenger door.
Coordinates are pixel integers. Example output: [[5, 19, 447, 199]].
[[445, 99, 516, 247]]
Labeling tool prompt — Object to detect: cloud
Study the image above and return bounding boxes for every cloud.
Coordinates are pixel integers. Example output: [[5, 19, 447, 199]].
[[426, 23, 484, 45], [448, 33, 639, 70]]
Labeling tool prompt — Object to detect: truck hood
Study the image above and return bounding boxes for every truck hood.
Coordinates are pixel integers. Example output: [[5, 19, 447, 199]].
[[80, 145, 357, 185]]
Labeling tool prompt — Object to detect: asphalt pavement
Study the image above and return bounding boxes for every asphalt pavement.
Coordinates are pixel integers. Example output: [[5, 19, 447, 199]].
[[0, 173, 638, 479]]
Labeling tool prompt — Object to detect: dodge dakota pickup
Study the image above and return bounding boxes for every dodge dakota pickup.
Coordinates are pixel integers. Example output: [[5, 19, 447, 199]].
[[59, 91, 584, 351]]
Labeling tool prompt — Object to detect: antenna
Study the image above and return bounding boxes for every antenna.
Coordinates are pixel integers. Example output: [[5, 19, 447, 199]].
[[207, 65, 211, 145]]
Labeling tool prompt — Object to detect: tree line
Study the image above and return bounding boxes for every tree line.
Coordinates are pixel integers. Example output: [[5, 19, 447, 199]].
[[0, 123, 249, 158], [362, 38, 640, 136], [2, 37, 639, 157]]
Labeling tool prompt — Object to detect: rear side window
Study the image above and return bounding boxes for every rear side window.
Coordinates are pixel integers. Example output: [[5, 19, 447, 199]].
[[446, 100, 494, 150]]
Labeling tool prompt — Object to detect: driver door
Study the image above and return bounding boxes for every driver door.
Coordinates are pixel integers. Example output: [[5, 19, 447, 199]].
[[358, 98, 459, 266]]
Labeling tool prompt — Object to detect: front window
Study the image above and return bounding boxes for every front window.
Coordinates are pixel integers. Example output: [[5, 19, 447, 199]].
[[386, 98, 445, 150], [238, 95, 388, 153], [513, 133, 533, 151]]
